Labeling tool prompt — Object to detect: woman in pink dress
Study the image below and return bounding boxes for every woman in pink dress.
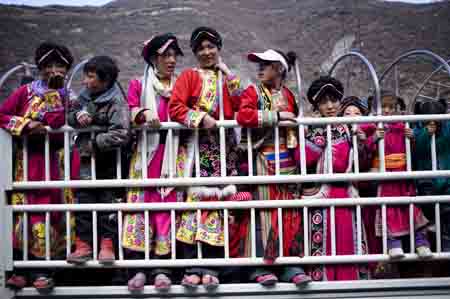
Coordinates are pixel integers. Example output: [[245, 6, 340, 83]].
[[122, 33, 183, 292], [367, 91, 431, 259], [297, 76, 369, 281], [1, 41, 74, 291]]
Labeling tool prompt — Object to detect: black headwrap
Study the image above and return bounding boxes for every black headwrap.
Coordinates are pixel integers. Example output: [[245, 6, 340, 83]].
[[35, 41, 73, 70], [414, 98, 448, 115], [307, 76, 344, 108], [141, 33, 184, 65], [190, 26, 222, 53], [339, 96, 369, 116]]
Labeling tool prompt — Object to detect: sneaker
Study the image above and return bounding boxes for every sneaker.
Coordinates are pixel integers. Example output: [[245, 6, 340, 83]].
[[416, 246, 433, 259], [388, 247, 405, 259], [98, 238, 116, 264]]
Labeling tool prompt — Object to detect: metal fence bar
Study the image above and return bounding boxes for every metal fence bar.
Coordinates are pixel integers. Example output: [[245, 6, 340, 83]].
[[44, 133, 50, 181], [66, 211, 71, 258], [251, 208, 256, 259], [278, 207, 283, 257], [435, 203, 442, 253], [274, 126, 280, 175], [409, 204, 414, 254], [22, 137, 28, 182], [22, 212, 28, 261], [330, 206, 336, 255], [168, 127, 174, 178], [64, 131, 71, 181], [247, 129, 253, 176], [405, 123, 412, 172], [431, 134, 437, 171], [197, 209, 202, 259], [356, 205, 362, 255], [326, 125, 333, 174], [118, 211, 123, 261], [90, 132, 96, 180], [382, 204, 388, 255], [93, 211, 98, 261], [171, 210, 176, 260], [224, 209, 229, 259], [116, 148, 122, 180], [303, 207, 309, 256], [144, 210, 150, 260], [194, 131, 200, 178], [298, 124, 307, 175], [45, 212, 50, 260], [141, 130, 147, 179], [352, 132, 360, 174]]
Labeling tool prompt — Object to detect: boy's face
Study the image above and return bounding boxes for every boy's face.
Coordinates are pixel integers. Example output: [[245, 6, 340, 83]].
[[343, 105, 362, 117], [82, 71, 108, 95]]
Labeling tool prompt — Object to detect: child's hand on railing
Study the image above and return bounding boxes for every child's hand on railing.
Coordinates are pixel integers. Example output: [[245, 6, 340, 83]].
[[425, 121, 437, 135], [26, 120, 46, 135], [375, 127, 385, 141], [404, 127, 414, 139], [76, 111, 93, 128], [278, 111, 297, 122], [147, 117, 161, 129], [201, 114, 217, 129]]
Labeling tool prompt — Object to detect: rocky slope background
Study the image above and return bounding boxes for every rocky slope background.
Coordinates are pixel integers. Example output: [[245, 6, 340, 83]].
[[0, 0, 449, 106]]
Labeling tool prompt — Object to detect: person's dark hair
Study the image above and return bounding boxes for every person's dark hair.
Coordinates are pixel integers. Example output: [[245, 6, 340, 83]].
[[307, 76, 344, 109], [35, 41, 73, 70], [414, 98, 448, 115], [339, 96, 369, 116], [190, 26, 222, 53], [83, 56, 119, 89], [275, 50, 297, 80], [368, 90, 406, 114]]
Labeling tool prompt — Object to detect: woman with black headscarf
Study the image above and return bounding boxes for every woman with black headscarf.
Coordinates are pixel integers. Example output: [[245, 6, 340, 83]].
[[1, 41, 74, 291]]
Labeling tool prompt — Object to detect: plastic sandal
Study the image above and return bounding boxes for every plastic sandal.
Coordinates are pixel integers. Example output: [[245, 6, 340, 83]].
[[127, 272, 146, 292], [154, 273, 171, 292], [256, 273, 278, 286], [6, 275, 27, 289], [202, 274, 219, 291], [32, 276, 54, 292], [181, 274, 201, 289], [292, 273, 312, 286]]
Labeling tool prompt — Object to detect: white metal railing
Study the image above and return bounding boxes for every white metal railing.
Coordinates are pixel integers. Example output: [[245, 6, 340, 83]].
[[4, 112, 450, 271]]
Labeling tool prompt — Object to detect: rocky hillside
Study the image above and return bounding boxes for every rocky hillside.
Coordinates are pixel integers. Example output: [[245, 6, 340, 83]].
[[0, 0, 449, 103]]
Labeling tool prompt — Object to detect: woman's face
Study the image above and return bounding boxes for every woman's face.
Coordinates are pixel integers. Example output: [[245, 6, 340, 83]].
[[40, 61, 68, 84], [343, 105, 362, 117], [317, 94, 340, 117], [258, 61, 280, 86], [154, 48, 178, 79], [195, 40, 219, 69]]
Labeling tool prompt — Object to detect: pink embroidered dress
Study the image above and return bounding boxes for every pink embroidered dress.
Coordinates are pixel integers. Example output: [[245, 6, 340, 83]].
[[0, 80, 75, 258], [296, 124, 369, 281], [122, 78, 176, 256], [366, 122, 428, 238]]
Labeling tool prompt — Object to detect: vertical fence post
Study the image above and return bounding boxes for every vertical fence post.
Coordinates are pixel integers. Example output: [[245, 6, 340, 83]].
[[0, 130, 14, 299]]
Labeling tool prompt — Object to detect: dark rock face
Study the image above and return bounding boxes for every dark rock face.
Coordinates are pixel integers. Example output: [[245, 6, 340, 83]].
[[0, 0, 449, 103]]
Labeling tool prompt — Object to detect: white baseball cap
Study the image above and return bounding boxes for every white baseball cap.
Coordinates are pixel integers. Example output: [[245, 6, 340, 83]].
[[248, 49, 288, 71]]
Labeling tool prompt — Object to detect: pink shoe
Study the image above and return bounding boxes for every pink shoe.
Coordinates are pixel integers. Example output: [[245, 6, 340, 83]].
[[127, 272, 146, 292], [154, 273, 171, 292], [292, 273, 312, 286], [256, 273, 278, 286]]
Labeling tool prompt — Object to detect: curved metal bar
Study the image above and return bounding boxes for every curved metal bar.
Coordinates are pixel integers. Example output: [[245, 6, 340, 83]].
[[66, 59, 90, 91], [380, 49, 450, 84], [328, 51, 381, 115], [0, 63, 37, 91], [411, 58, 450, 111]]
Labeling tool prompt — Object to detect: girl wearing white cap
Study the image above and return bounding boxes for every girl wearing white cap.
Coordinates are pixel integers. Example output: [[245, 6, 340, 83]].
[[237, 49, 311, 286]]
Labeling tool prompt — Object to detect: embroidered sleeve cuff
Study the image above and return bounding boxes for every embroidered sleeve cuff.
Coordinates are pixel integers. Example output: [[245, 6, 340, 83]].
[[259, 111, 278, 127], [226, 74, 241, 96], [7, 117, 31, 136], [184, 110, 207, 128], [131, 107, 148, 125]]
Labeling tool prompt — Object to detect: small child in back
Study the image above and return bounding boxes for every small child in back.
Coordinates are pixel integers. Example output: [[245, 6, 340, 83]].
[[367, 91, 431, 259]]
